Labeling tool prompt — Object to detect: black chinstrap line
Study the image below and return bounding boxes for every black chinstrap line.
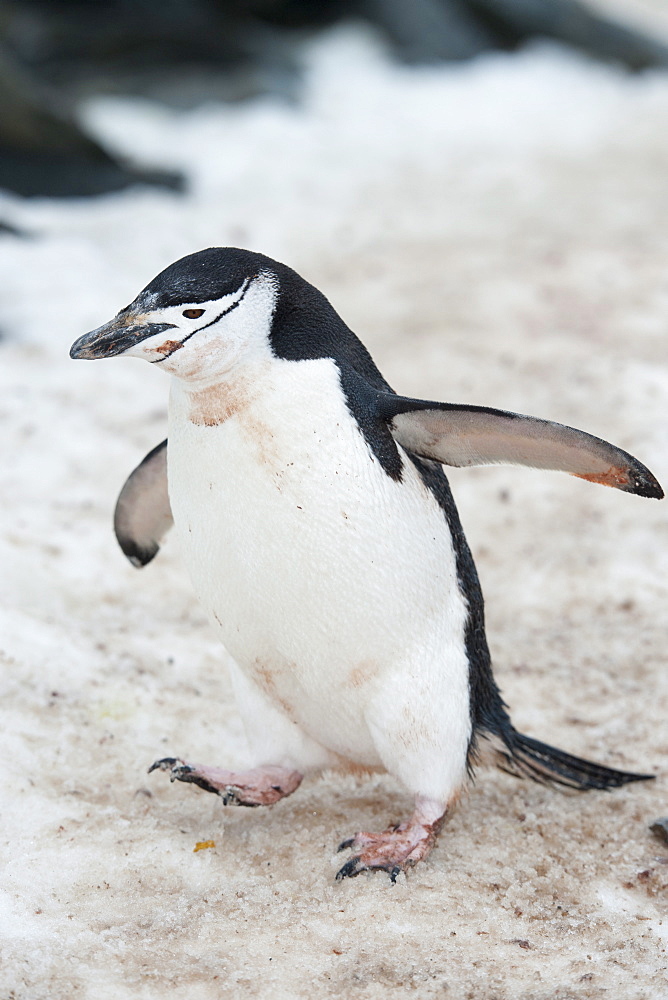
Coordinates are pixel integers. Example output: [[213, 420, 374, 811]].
[[151, 278, 252, 363]]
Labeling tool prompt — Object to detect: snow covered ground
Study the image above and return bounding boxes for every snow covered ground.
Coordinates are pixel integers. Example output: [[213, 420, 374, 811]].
[[1, 23, 668, 999]]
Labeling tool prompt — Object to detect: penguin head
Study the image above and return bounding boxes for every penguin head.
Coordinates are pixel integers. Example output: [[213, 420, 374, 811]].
[[70, 248, 282, 380]]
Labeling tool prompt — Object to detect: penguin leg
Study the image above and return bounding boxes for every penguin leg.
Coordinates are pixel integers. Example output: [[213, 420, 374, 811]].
[[148, 758, 302, 806], [337, 651, 470, 880], [224, 657, 337, 773], [336, 795, 448, 881], [149, 659, 335, 805]]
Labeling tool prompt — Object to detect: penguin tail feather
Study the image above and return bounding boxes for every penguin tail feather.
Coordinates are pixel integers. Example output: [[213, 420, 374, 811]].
[[495, 731, 654, 791]]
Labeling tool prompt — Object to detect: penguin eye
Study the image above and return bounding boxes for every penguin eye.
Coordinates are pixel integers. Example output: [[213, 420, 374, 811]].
[[182, 308, 204, 319]]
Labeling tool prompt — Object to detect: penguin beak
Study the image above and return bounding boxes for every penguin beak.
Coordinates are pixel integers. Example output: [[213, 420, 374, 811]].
[[70, 313, 177, 360]]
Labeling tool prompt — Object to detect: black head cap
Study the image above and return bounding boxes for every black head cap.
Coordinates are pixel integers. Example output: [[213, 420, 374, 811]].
[[139, 246, 391, 395], [141, 247, 284, 308]]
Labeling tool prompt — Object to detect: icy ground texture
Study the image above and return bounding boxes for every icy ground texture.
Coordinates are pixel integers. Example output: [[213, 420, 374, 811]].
[[2, 26, 668, 1000]]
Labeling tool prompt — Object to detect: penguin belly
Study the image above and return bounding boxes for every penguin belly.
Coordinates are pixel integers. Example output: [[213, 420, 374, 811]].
[[167, 357, 471, 766]]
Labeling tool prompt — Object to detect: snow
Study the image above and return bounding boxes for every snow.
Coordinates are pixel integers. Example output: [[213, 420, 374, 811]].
[[1, 24, 667, 999]]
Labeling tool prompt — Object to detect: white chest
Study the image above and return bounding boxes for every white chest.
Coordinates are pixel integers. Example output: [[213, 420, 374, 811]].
[[167, 358, 468, 758]]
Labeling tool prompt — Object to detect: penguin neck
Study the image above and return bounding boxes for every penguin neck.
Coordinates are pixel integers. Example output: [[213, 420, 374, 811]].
[[269, 287, 392, 394], [170, 356, 274, 430]]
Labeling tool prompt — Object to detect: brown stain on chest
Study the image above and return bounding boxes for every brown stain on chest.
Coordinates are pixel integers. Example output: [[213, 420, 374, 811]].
[[240, 414, 280, 468], [251, 657, 297, 721], [187, 379, 283, 472], [187, 376, 256, 428], [346, 659, 381, 690]]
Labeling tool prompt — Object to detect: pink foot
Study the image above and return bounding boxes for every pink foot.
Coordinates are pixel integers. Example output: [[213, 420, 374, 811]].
[[148, 757, 302, 806], [336, 800, 447, 881]]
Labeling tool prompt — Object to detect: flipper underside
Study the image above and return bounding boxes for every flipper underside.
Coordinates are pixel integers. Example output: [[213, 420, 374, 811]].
[[378, 393, 663, 499], [114, 439, 172, 566]]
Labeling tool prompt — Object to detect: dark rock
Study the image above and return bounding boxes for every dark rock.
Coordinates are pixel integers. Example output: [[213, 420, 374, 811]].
[[468, 0, 668, 70], [361, 0, 499, 63], [2, 0, 668, 196], [0, 43, 183, 197], [0, 219, 30, 237], [649, 818, 668, 846]]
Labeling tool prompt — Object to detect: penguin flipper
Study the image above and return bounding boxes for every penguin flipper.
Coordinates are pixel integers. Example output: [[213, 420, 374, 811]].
[[380, 395, 663, 499], [114, 439, 172, 567]]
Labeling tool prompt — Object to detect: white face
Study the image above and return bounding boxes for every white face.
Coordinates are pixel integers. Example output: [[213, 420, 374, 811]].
[[71, 270, 279, 383]]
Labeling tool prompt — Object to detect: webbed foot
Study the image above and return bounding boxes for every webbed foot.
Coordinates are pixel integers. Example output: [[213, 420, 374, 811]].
[[148, 757, 302, 806], [336, 802, 446, 881]]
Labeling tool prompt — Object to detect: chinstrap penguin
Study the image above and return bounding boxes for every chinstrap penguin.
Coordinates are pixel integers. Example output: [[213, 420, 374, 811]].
[[70, 248, 663, 881]]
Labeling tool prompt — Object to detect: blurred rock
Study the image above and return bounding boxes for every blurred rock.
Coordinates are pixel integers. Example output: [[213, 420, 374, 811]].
[[0, 219, 30, 237], [650, 818, 668, 845], [469, 0, 668, 70], [0, 44, 183, 196], [360, 0, 498, 62], [1, 0, 668, 196], [1, 0, 301, 104], [4, 0, 668, 86]]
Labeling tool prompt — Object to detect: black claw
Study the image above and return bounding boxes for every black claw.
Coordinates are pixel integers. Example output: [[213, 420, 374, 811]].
[[336, 856, 364, 880], [335, 856, 407, 882], [170, 764, 195, 783], [148, 757, 180, 774], [218, 787, 259, 807], [147, 759, 262, 802], [171, 768, 221, 795], [337, 837, 356, 853]]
